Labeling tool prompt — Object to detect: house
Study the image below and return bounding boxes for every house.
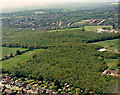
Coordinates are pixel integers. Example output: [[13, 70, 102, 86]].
[[6, 78, 11, 84], [4, 89, 12, 94], [52, 23, 56, 25], [38, 81, 42, 85], [52, 90, 58, 94], [46, 90, 52, 94], [98, 48, 107, 52], [102, 69, 120, 77], [89, 91, 95, 94], [108, 50, 112, 52], [12, 54, 16, 57], [115, 50, 120, 53], [98, 19, 105, 25], [32, 28, 35, 30], [97, 29, 108, 33], [4, 55, 10, 59], [1, 87, 6, 92], [109, 29, 118, 33], [10, 81, 15, 85], [97, 28, 118, 33]]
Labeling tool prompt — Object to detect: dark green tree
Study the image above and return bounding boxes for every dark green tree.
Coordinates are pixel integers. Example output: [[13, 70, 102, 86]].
[[16, 50, 21, 55]]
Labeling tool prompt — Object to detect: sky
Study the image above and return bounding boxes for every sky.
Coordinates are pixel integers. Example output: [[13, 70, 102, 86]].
[[1, 0, 119, 9]]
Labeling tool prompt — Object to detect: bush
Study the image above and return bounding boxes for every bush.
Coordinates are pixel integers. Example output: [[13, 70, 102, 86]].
[[16, 50, 21, 55]]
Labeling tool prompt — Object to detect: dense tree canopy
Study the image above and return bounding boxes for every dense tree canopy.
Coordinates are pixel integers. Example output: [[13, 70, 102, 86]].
[[2, 27, 119, 49], [3, 43, 118, 93]]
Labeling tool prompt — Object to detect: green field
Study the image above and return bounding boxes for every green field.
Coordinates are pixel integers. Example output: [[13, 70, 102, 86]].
[[85, 26, 113, 32], [1, 47, 28, 57], [48, 27, 82, 32], [2, 49, 45, 70], [74, 21, 86, 25], [104, 59, 118, 69], [92, 39, 119, 70], [92, 39, 118, 50], [0, 17, 10, 19]]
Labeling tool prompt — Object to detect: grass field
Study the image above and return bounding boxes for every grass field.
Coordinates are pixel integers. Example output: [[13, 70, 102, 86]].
[[73, 21, 86, 25], [48, 27, 82, 32], [1, 47, 28, 57], [2, 49, 45, 70], [0, 17, 10, 19], [92, 39, 118, 50], [92, 39, 119, 70], [85, 26, 113, 32], [104, 59, 118, 69]]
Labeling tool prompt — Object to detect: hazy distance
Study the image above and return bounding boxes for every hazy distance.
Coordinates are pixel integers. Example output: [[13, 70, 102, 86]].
[[1, 0, 119, 9], [0, 0, 119, 13]]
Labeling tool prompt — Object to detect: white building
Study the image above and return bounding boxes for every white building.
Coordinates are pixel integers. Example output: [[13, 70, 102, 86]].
[[98, 48, 107, 52]]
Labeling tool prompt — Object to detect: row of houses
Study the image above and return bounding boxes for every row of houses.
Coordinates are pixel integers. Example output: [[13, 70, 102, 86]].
[[0, 74, 77, 94], [0, 74, 58, 94], [89, 19, 105, 25], [97, 29, 118, 33], [98, 19, 105, 25], [102, 69, 120, 77], [0, 74, 97, 94]]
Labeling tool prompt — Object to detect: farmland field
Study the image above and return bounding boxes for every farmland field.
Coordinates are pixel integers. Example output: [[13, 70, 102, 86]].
[[85, 26, 113, 32]]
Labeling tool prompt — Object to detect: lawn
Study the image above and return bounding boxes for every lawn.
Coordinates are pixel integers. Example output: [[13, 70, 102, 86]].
[[92, 39, 118, 50], [85, 26, 113, 32], [2, 49, 45, 70]]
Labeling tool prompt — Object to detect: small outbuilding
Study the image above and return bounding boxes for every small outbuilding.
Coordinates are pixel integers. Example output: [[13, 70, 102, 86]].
[[98, 48, 107, 52]]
